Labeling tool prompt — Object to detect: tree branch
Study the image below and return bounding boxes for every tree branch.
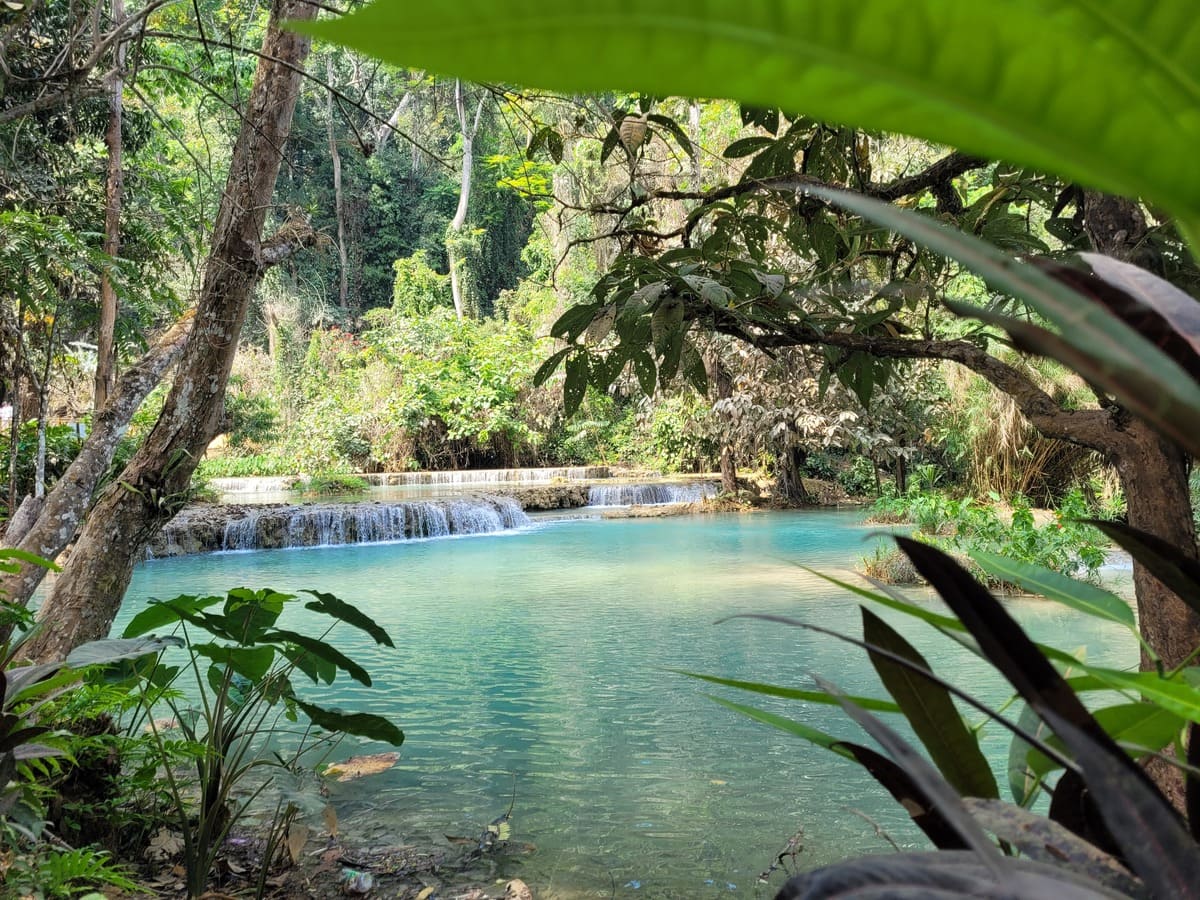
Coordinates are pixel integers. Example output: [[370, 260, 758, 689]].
[[696, 303, 1121, 455]]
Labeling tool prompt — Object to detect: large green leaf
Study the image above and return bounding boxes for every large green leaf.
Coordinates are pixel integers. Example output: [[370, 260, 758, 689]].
[[193, 643, 277, 683], [302, 590, 394, 647], [677, 669, 900, 713], [1021, 701, 1186, 780], [862, 609, 999, 800], [122, 594, 224, 638], [294, 699, 405, 746], [706, 694, 849, 756], [966, 551, 1137, 633], [1043, 712, 1200, 899], [803, 187, 1200, 458], [299, 0, 1200, 249]]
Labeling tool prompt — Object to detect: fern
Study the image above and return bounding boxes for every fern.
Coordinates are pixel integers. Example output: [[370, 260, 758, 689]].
[[23, 847, 140, 897]]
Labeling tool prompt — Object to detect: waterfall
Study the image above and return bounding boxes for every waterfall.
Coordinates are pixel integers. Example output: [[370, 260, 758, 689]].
[[208, 476, 297, 494], [223, 511, 265, 551], [366, 466, 610, 486], [150, 496, 534, 556], [586, 482, 718, 508]]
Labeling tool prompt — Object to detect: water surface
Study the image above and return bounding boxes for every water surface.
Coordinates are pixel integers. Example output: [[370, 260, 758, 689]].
[[120, 511, 1138, 898]]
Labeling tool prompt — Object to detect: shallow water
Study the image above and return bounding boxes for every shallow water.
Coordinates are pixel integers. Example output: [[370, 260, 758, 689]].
[[119, 510, 1138, 898]]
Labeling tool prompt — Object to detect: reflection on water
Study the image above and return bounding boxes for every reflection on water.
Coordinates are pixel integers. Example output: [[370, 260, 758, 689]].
[[119, 511, 1138, 899]]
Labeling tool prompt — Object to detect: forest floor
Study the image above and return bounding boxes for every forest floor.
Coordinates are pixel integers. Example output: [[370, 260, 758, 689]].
[[121, 822, 536, 899]]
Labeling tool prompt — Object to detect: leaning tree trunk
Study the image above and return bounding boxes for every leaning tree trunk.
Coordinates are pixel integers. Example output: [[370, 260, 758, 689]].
[[23, 0, 316, 663], [0, 312, 192, 617]]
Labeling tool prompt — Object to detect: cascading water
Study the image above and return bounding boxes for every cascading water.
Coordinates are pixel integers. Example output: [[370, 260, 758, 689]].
[[586, 481, 718, 507], [366, 466, 609, 486], [222, 512, 264, 551], [150, 496, 532, 557]]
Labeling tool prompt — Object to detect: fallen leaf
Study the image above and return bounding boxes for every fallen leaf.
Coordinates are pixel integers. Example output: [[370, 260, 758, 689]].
[[323, 804, 339, 836], [325, 752, 401, 782], [286, 822, 310, 864], [145, 827, 184, 862], [504, 878, 533, 900], [415, 888, 436, 900]]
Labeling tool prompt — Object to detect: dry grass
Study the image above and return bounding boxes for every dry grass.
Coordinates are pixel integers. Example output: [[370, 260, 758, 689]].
[[943, 363, 1096, 504]]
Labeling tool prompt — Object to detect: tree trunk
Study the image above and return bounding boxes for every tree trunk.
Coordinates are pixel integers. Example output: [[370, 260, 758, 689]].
[[23, 0, 315, 663], [7, 300, 25, 514], [775, 447, 811, 505], [703, 348, 737, 494], [1111, 422, 1200, 671], [326, 56, 349, 311], [33, 404, 46, 499], [447, 79, 483, 321], [0, 313, 192, 614], [32, 317, 55, 501], [894, 454, 907, 495], [373, 72, 419, 154], [94, 0, 126, 413], [3, 495, 43, 546]]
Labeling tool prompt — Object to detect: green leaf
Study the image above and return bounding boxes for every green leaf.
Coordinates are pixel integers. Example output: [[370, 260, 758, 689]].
[[563, 353, 589, 416], [722, 136, 775, 159], [967, 551, 1136, 632], [266, 629, 373, 686], [1007, 700, 1051, 806], [599, 125, 620, 164], [657, 328, 684, 386], [632, 350, 656, 395], [121, 594, 224, 638], [805, 186, 1200, 458], [1043, 712, 1200, 899], [302, 590, 394, 647], [1079, 666, 1200, 725], [646, 113, 692, 156], [224, 588, 288, 643], [193, 643, 276, 683], [294, 699, 404, 746], [283, 643, 337, 685], [0, 549, 58, 572], [861, 609, 999, 800], [64, 636, 185, 669], [298, 0, 1200, 253], [1022, 701, 1186, 780], [550, 302, 599, 340], [532, 347, 570, 387], [706, 695, 850, 757], [676, 670, 900, 713]]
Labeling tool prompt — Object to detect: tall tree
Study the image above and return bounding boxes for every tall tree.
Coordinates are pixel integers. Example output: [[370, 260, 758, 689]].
[[23, 0, 319, 662], [326, 54, 350, 310], [94, 0, 127, 412], [447, 78, 484, 319]]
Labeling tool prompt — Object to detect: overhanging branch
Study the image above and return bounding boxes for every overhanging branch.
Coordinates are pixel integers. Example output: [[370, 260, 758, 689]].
[[696, 303, 1121, 455]]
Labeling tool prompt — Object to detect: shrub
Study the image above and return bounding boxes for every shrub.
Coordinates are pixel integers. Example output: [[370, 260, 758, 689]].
[[865, 489, 1107, 584]]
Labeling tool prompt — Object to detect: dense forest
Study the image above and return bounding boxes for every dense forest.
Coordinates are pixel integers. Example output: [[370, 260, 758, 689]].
[[3, 1, 1200, 897]]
